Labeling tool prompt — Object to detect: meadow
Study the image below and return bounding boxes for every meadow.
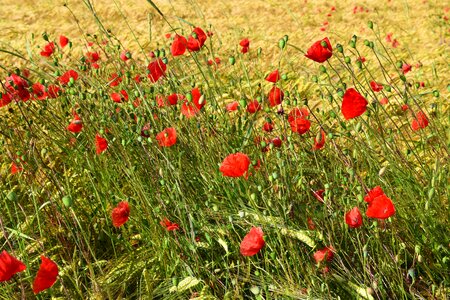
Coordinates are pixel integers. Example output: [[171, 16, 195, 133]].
[[0, 0, 449, 299]]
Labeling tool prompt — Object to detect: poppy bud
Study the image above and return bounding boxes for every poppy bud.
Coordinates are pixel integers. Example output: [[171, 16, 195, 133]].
[[283, 35, 289, 42], [356, 61, 362, 69], [186, 93, 193, 101], [228, 56, 235, 65], [62, 195, 72, 207], [368, 21, 373, 29], [239, 99, 246, 107], [364, 40, 370, 46], [162, 57, 168, 64], [336, 44, 343, 53], [281, 74, 287, 80], [278, 39, 286, 49], [349, 41, 356, 48], [42, 32, 49, 41], [312, 75, 318, 83], [344, 56, 351, 64], [369, 41, 374, 48], [400, 75, 406, 82], [433, 90, 439, 97], [257, 47, 262, 55], [319, 65, 327, 73]]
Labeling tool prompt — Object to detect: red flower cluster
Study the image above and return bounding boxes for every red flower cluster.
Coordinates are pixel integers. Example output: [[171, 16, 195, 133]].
[[0, 251, 58, 294], [288, 107, 311, 134], [364, 186, 396, 219]]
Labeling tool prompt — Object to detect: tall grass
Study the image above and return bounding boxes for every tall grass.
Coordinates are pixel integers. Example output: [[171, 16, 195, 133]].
[[0, 0, 449, 299]]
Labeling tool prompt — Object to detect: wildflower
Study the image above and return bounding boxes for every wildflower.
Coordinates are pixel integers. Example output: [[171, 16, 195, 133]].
[[305, 37, 332, 63], [171, 34, 187, 56], [95, 134, 108, 154], [160, 218, 180, 231], [111, 201, 130, 227], [341, 88, 368, 120], [411, 111, 429, 131], [33, 256, 58, 294], [156, 127, 177, 147], [40, 42, 55, 57], [59, 35, 69, 48], [345, 207, 363, 228], [219, 153, 251, 178], [147, 59, 167, 82], [265, 69, 280, 83], [268, 86, 284, 107], [313, 246, 334, 263], [240, 227, 265, 256], [0, 250, 26, 282]]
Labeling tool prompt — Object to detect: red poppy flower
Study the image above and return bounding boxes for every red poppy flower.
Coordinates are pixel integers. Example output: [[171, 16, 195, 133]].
[[167, 93, 184, 106], [120, 50, 131, 61], [59, 35, 69, 48], [307, 217, 316, 230], [0, 93, 12, 107], [240, 227, 265, 256], [271, 137, 282, 147], [356, 56, 366, 63], [156, 127, 177, 147], [11, 161, 23, 175], [40, 42, 55, 57], [313, 189, 325, 203], [345, 207, 363, 228], [402, 63, 412, 74], [85, 51, 100, 63], [379, 97, 389, 105], [58, 70, 78, 86], [95, 134, 108, 154], [370, 81, 383, 92], [186, 27, 207, 52], [288, 107, 309, 122], [268, 86, 284, 107], [313, 246, 334, 263], [219, 152, 251, 178], [265, 69, 280, 83], [0, 250, 26, 282], [312, 130, 326, 150], [411, 111, 429, 131], [239, 38, 250, 48], [247, 100, 261, 113], [160, 218, 180, 231], [33, 256, 58, 294], [364, 186, 384, 203], [108, 73, 122, 87], [366, 194, 396, 219], [191, 88, 206, 110], [241, 46, 249, 54], [47, 85, 60, 98], [67, 112, 83, 133], [32, 83, 47, 100], [263, 122, 274, 132], [147, 59, 167, 82], [305, 37, 332, 63], [226, 101, 239, 112], [111, 90, 128, 103], [111, 201, 130, 227], [5, 74, 30, 101], [171, 34, 187, 56], [289, 118, 311, 134], [341, 88, 368, 120], [181, 102, 199, 118]]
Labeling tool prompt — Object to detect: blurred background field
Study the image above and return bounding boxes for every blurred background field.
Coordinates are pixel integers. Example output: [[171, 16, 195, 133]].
[[1, 0, 448, 86]]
